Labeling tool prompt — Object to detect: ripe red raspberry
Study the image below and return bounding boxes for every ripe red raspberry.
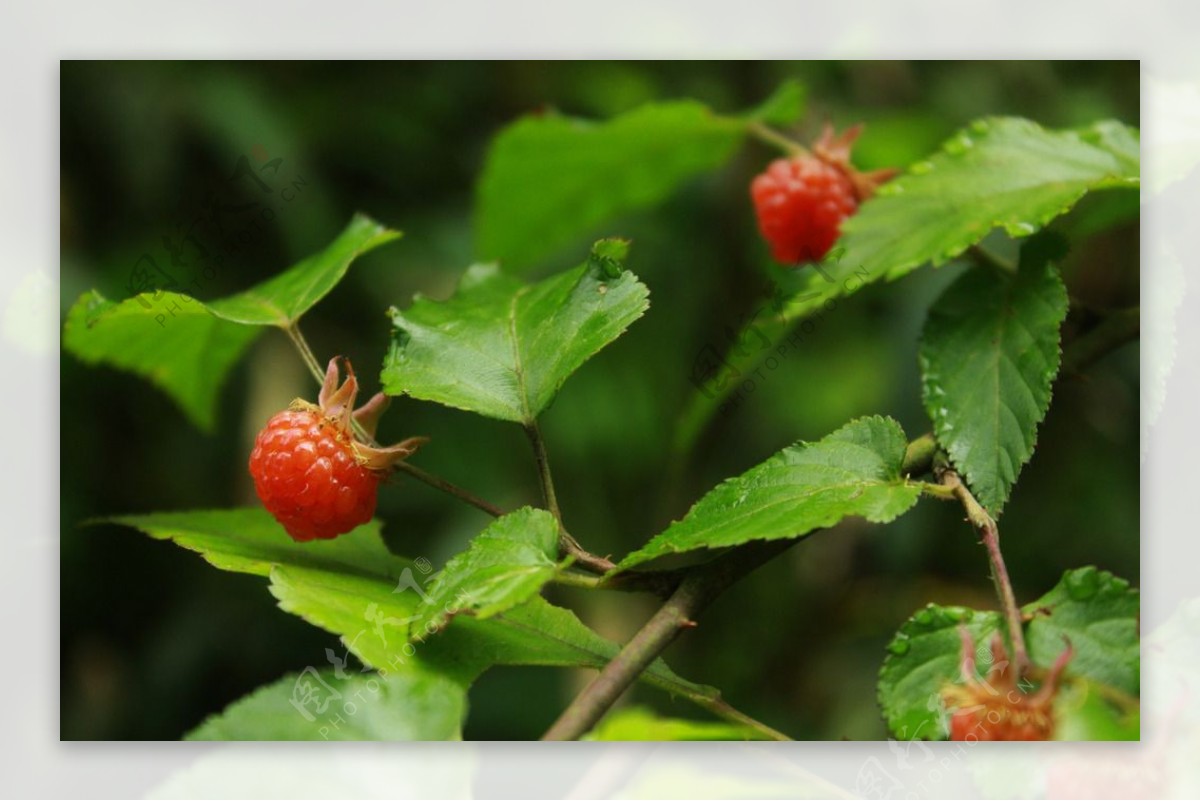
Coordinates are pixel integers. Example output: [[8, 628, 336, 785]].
[[750, 124, 895, 265], [942, 629, 1073, 741], [249, 357, 425, 542], [751, 156, 857, 264]]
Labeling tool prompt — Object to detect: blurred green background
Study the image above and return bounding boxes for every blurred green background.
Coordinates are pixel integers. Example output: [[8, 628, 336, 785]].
[[60, 61, 1139, 740]]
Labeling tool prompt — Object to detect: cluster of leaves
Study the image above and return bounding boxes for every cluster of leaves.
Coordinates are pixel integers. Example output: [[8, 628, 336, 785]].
[[64, 80, 1140, 740]]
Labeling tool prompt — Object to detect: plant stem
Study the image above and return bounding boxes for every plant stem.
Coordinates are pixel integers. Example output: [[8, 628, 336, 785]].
[[524, 421, 562, 523], [541, 539, 795, 741], [940, 469, 1029, 677], [1062, 306, 1139, 373], [390, 461, 504, 518], [523, 420, 614, 572], [284, 322, 328, 385], [747, 121, 810, 157]]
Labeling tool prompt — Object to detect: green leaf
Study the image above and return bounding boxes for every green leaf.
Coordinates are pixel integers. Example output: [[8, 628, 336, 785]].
[[208, 214, 401, 326], [475, 82, 804, 271], [583, 706, 769, 741], [407, 507, 561, 637], [110, 508, 727, 727], [381, 240, 649, 423], [918, 235, 1070, 514], [1025, 567, 1140, 696], [618, 416, 922, 570], [62, 291, 261, 430], [62, 214, 401, 429], [1052, 680, 1139, 741], [775, 117, 1139, 324], [877, 604, 1002, 740], [671, 118, 1139, 459], [743, 79, 806, 126], [268, 566, 721, 706], [185, 668, 467, 741], [877, 568, 1139, 740], [104, 508, 398, 580]]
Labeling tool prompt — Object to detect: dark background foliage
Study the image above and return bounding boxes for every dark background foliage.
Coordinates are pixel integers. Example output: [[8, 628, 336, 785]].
[[60, 60, 1139, 740]]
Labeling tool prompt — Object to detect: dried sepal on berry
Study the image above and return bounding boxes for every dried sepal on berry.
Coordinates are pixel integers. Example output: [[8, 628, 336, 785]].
[[941, 627, 1074, 741], [810, 123, 898, 202], [310, 356, 427, 471]]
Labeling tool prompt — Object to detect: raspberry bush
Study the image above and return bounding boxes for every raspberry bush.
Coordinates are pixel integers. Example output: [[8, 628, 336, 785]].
[[64, 75, 1140, 742]]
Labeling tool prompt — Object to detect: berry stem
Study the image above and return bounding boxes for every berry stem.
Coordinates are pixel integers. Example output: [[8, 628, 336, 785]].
[[285, 322, 329, 386], [939, 468, 1030, 677], [747, 121, 810, 157], [390, 460, 505, 518], [282, 321, 507, 520]]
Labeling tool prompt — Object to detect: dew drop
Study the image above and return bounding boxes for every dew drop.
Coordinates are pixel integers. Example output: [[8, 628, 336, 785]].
[[888, 637, 911, 656]]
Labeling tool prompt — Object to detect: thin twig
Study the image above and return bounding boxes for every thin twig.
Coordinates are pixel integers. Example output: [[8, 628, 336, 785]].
[[746, 121, 810, 157], [284, 322, 327, 385], [390, 461, 504, 518], [541, 539, 796, 741], [940, 469, 1029, 677]]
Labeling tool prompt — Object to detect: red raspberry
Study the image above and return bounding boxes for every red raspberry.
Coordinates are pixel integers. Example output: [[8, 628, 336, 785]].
[[250, 408, 380, 541], [750, 124, 895, 265], [249, 357, 426, 542], [751, 156, 857, 264]]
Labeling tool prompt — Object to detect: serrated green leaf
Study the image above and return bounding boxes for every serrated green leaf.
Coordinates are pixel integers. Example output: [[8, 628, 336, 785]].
[[583, 706, 769, 741], [476, 81, 804, 271], [777, 118, 1139, 324], [381, 240, 649, 423], [1025, 567, 1140, 696], [63, 214, 401, 429], [185, 668, 467, 741], [919, 235, 1070, 514], [877, 604, 1002, 740], [671, 118, 1139, 460], [618, 416, 922, 570], [109, 508, 727, 733], [878, 568, 1139, 740], [407, 507, 561, 637], [62, 291, 261, 430], [207, 214, 401, 326]]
